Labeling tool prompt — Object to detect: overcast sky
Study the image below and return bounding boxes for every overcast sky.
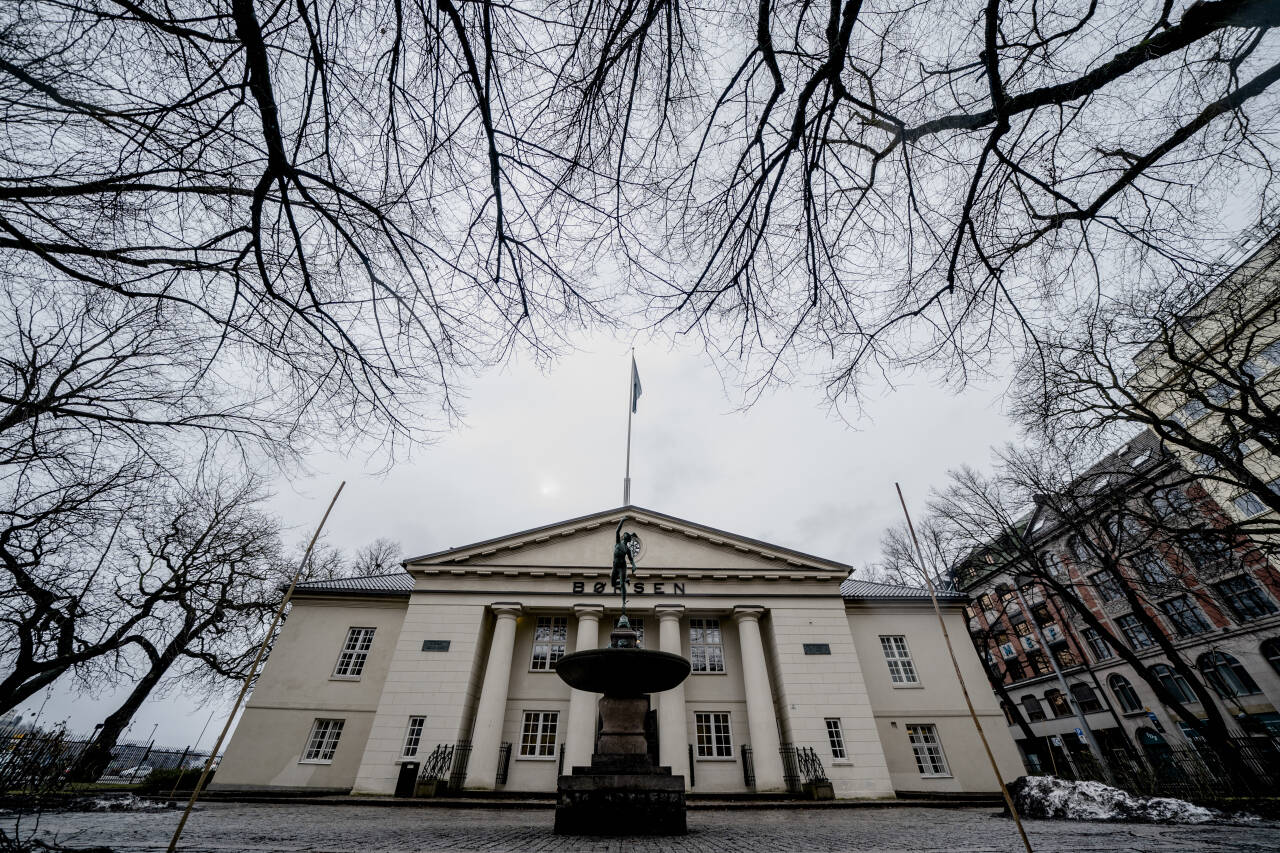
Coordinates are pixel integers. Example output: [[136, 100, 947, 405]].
[[14, 330, 1019, 747]]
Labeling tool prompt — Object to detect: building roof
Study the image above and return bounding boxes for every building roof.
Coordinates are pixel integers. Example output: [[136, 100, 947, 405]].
[[840, 577, 965, 602], [292, 572, 414, 597]]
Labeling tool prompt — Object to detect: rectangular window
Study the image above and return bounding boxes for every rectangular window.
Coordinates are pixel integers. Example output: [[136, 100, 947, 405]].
[[906, 724, 950, 777], [1020, 695, 1046, 722], [302, 718, 344, 763], [879, 635, 919, 685], [1081, 628, 1114, 662], [1052, 646, 1078, 669], [1027, 651, 1053, 676], [1159, 595, 1211, 636], [1089, 570, 1125, 603], [1214, 575, 1279, 622], [1116, 614, 1155, 649], [518, 711, 558, 758], [1232, 492, 1267, 517], [694, 711, 733, 758], [1132, 551, 1174, 587], [1045, 689, 1071, 717], [825, 718, 847, 760], [333, 627, 376, 678], [1182, 534, 1237, 571], [1003, 657, 1025, 681], [530, 616, 568, 671], [401, 716, 426, 758], [689, 618, 725, 673]]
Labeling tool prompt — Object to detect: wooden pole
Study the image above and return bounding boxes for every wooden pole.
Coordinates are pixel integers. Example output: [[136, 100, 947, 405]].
[[166, 481, 345, 852], [895, 483, 1034, 853]]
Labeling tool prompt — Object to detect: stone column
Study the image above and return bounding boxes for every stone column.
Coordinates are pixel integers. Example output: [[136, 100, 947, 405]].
[[655, 605, 690, 786], [563, 604, 604, 770], [733, 606, 785, 791], [464, 602, 522, 789]]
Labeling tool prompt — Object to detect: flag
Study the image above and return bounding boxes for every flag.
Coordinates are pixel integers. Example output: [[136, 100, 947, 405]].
[[630, 355, 642, 413]]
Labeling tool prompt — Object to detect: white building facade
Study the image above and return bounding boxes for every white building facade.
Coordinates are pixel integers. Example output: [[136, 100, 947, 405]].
[[215, 507, 1022, 798]]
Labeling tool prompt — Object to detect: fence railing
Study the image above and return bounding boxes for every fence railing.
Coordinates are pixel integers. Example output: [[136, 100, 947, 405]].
[[496, 742, 512, 786], [740, 744, 754, 789], [779, 744, 827, 795], [1024, 736, 1280, 801]]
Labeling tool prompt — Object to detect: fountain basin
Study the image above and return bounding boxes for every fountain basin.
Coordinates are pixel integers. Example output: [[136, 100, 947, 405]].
[[554, 648, 691, 697]]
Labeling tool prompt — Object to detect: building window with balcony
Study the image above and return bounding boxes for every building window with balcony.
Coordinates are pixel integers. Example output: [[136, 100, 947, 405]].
[[694, 711, 733, 758], [689, 618, 725, 673], [1044, 689, 1071, 717], [519, 711, 559, 758], [301, 718, 345, 763], [1213, 575, 1279, 622], [332, 627, 376, 679], [1081, 627, 1114, 661], [1116, 614, 1155, 649], [1159, 596, 1211, 637], [1150, 664, 1197, 704], [1196, 651, 1261, 698], [906, 724, 950, 777], [530, 616, 568, 671], [1108, 674, 1143, 713], [1089, 570, 1125, 603], [1069, 682, 1103, 713], [1020, 695, 1046, 722], [879, 635, 920, 685]]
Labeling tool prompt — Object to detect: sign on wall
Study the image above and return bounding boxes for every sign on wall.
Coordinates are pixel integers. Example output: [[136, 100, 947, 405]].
[[571, 581, 686, 595]]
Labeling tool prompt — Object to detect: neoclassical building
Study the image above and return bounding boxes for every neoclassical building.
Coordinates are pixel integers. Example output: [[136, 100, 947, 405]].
[[215, 506, 1022, 798]]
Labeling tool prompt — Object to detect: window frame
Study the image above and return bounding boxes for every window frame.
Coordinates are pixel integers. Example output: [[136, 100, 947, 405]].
[[1159, 595, 1211, 637], [1116, 614, 1156, 649], [825, 718, 847, 761], [332, 627, 376, 680], [879, 634, 921, 686], [1213, 574, 1279, 622], [1108, 674, 1143, 714], [301, 718, 345, 764], [906, 723, 951, 778], [400, 715, 426, 760], [1081, 627, 1114, 662], [693, 711, 734, 759], [1020, 694, 1047, 722], [517, 710, 560, 759], [689, 618, 726, 674], [1150, 664, 1196, 705], [529, 616, 569, 672]]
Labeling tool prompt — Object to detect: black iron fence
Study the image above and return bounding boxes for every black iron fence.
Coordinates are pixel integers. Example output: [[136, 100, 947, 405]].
[[740, 744, 754, 788], [1025, 737, 1280, 801], [779, 744, 827, 795], [0, 724, 220, 794], [496, 742, 512, 785]]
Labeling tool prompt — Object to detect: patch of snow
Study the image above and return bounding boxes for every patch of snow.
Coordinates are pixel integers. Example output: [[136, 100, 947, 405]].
[[1009, 776, 1217, 823]]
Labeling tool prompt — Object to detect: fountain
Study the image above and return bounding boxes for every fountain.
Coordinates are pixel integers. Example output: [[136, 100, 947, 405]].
[[551, 522, 691, 835]]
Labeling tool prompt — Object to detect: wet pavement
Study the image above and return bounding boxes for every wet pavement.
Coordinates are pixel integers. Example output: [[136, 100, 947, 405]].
[[3, 801, 1278, 852]]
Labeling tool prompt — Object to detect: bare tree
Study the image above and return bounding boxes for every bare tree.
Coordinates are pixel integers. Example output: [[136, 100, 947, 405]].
[[68, 475, 285, 781], [351, 538, 402, 576]]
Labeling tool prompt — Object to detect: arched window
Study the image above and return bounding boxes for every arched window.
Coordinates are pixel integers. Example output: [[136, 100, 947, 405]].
[[1149, 664, 1197, 705], [1109, 674, 1142, 713], [1262, 638, 1280, 676], [1068, 535, 1091, 563], [1070, 682, 1103, 713], [1020, 695, 1046, 722], [1044, 689, 1071, 718], [1196, 651, 1261, 698]]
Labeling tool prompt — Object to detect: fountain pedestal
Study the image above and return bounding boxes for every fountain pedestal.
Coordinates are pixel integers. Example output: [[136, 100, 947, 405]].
[[553, 621, 691, 836]]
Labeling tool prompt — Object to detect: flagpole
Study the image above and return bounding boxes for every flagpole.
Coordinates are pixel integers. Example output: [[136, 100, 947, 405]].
[[623, 352, 634, 505]]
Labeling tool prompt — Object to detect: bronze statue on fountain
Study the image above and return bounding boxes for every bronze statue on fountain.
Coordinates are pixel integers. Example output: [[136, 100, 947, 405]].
[[552, 517, 691, 835]]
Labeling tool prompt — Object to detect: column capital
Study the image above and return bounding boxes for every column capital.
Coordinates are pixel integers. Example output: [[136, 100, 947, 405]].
[[490, 602, 523, 619], [732, 605, 766, 623], [573, 603, 605, 619], [654, 604, 685, 622]]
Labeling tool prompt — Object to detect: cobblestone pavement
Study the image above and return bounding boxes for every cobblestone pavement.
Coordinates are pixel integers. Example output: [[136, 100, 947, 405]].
[[4, 803, 1278, 853]]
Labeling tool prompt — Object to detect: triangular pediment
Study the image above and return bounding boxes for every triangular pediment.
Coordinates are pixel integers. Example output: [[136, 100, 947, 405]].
[[404, 506, 849, 574]]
